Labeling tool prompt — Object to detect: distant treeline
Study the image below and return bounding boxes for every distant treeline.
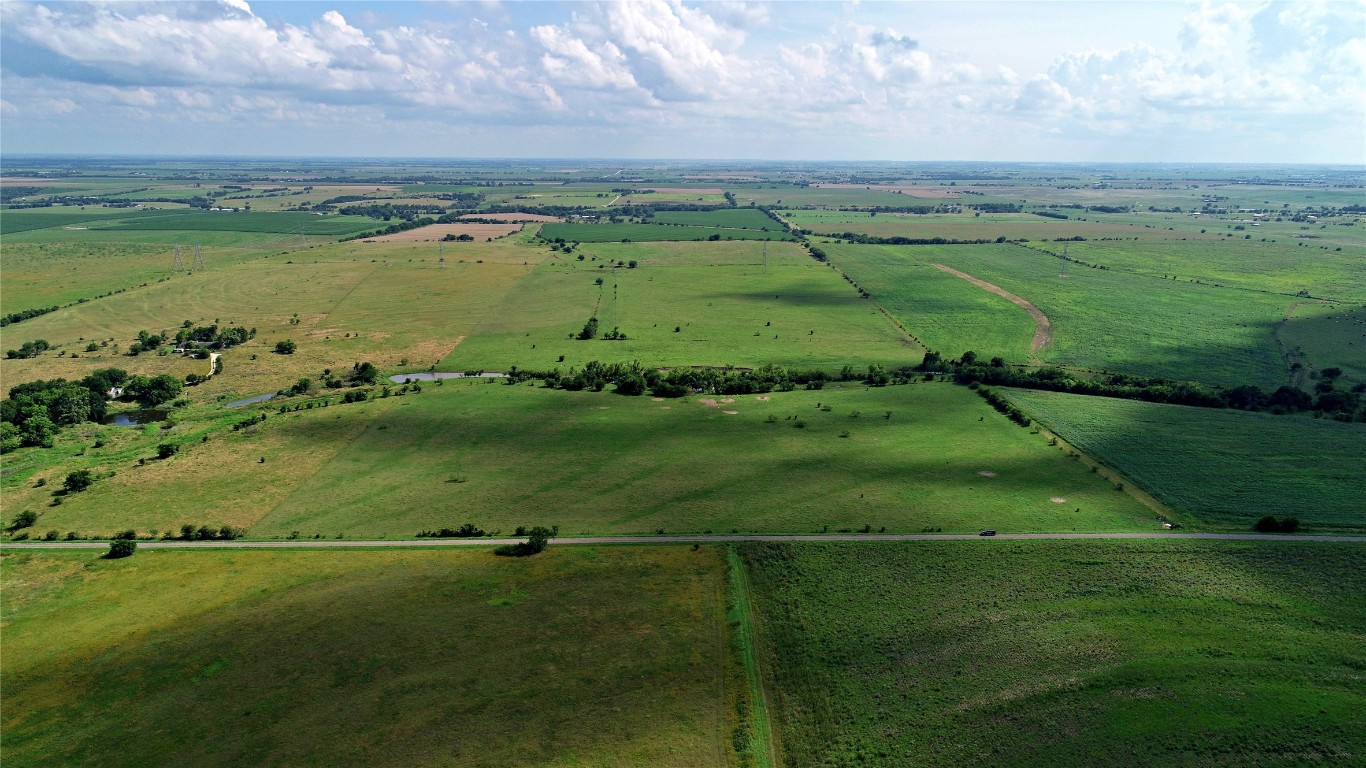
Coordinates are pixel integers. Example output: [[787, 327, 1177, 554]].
[[935, 352, 1363, 422], [503, 360, 885, 397]]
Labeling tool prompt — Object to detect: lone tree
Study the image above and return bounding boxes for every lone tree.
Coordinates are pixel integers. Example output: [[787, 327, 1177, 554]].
[[275, 339, 297, 355], [495, 525, 557, 557], [63, 469, 95, 493], [106, 539, 137, 559]]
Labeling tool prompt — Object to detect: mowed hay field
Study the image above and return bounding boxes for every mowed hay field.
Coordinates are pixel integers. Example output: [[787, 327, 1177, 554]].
[[825, 243, 1294, 387], [1003, 389, 1366, 532], [361, 222, 523, 242], [0, 546, 738, 768], [441, 240, 916, 372], [743, 540, 1366, 768]]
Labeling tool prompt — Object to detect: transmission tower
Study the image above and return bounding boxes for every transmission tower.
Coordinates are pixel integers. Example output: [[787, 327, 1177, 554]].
[[193, 244, 205, 271], [762, 242, 768, 273], [172, 245, 185, 272], [297, 223, 307, 248], [1060, 243, 1069, 277], [438, 243, 446, 268]]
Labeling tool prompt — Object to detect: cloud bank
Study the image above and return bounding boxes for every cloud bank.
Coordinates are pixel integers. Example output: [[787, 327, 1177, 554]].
[[1, 0, 1361, 161]]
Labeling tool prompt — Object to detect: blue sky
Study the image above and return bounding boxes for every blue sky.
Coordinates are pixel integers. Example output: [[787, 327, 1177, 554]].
[[1, 1, 1362, 162]]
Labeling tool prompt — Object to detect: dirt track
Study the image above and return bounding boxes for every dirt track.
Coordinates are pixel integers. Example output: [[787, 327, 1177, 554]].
[[931, 262, 1053, 352]]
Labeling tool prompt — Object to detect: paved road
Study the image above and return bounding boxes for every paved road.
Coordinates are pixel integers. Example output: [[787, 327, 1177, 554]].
[[2, 532, 1361, 550]]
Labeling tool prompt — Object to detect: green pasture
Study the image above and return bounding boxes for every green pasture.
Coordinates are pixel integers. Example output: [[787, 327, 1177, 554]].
[[743, 540, 1366, 768], [1, 546, 737, 767], [1278, 302, 1366, 387], [1031, 238, 1366, 302], [817, 244, 1038, 362], [826, 243, 1295, 387], [442, 243, 909, 371], [0, 241, 274, 314], [1004, 389, 1366, 531], [246, 382, 1154, 538], [1, 382, 1158, 539], [537, 222, 795, 243]]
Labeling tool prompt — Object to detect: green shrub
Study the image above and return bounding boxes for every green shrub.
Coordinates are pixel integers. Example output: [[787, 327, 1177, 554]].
[[106, 540, 137, 559]]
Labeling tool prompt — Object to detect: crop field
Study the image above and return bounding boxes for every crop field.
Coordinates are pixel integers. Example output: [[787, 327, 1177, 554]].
[[1003, 389, 1366, 531], [732, 187, 933, 208], [796, 211, 1208, 242], [650, 208, 785, 230], [536, 222, 795, 242], [743, 540, 1366, 768], [1, 546, 738, 767], [825, 243, 1295, 387]]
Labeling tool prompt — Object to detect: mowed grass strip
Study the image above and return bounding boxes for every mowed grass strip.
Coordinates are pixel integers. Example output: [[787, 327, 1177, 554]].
[[1003, 389, 1366, 531], [0, 546, 736, 768], [248, 382, 1156, 539], [743, 540, 1366, 768]]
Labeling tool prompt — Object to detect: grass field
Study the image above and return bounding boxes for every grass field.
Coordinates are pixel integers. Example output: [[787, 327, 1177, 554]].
[[793, 211, 1210, 242], [1003, 389, 1366, 531], [2, 381, 1158, 539], [1278, 302, 1366, 387], [537, 222, 796, 243], [825, 243, 1294, 387], [1, 546, 738, 767], [0, 239, 542, 399], [743, 540, 1366, 768], [1031, 240, 1366, 303], [440, 240, 913, 372]]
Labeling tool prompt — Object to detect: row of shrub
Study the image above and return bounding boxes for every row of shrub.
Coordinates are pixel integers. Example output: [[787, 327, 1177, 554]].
[[972, 386, 1032, 427]]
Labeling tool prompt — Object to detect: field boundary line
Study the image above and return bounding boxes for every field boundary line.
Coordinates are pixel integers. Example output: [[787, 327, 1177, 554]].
[[726, 545, 778, 768], [820, 254, 928, 353]]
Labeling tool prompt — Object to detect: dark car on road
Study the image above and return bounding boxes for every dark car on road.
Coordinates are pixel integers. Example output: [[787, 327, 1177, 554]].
[[979, 530, 996, 536]]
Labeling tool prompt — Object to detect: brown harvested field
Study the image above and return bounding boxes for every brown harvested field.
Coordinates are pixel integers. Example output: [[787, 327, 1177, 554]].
[[457, 212, 563, 222], [363, 222, 523, 242], [812, 183, 961, 198], [1, 177, 81, 185]]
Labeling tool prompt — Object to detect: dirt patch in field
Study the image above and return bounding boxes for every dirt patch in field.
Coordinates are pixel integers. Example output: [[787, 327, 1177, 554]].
[[652, 397, 665, 402], [365, 223, 522, 242], [756, 396, 770, 401], [723, 410, 739, 415], [977, 470, 997, 477], [931, 263, 1053, 352], [812, 183, 961, 199], [1050, 497, 1068, 504], [458, 212, 562, 223], [699, 398, 719, 407], [720, 398, 735, 404]]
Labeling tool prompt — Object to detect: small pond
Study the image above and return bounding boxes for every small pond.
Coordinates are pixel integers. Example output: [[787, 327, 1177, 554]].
[[225, 392, 277, 408], [104, 409, 168, 427], [388, 372, 506, 383]]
